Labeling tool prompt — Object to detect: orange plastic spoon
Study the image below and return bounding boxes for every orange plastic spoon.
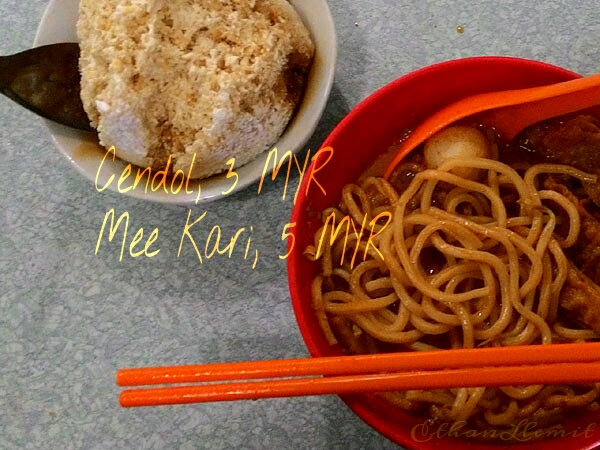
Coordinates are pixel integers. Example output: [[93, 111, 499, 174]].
[[384, 73, 600, 179]]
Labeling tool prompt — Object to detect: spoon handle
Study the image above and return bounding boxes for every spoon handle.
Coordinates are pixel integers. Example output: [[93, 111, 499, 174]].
[[0, 55, 8, 81], [0, 54, 16, 90], [0, 43, 93, 131], [384, 74, 600, 178], [482, 81, 600, 141]]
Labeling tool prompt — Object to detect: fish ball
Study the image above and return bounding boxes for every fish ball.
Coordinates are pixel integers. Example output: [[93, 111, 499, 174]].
[[424, 126, 491, 180]]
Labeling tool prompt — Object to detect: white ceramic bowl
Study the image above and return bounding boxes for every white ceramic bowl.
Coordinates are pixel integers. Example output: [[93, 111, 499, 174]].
[[34, 0, 337, 204]]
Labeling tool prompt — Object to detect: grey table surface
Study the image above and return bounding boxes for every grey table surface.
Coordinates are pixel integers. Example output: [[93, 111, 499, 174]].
[[1, 1, 599, 449]]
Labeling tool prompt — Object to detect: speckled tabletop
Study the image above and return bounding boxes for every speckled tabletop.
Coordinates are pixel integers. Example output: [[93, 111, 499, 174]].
[[1, 1, 599, 449]]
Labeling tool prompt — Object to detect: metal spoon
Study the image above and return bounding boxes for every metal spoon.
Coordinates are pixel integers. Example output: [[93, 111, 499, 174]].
[[384, 73, 600, 178], [0, 43, 93, 132]]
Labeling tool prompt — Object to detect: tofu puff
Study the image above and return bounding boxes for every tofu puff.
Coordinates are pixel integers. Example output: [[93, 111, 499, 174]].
[[77, 0, 314, 179]]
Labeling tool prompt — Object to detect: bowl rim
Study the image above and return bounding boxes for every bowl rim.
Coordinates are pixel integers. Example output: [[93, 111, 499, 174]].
[[33, 0, 337, 204], [288, 55, 600, 450]]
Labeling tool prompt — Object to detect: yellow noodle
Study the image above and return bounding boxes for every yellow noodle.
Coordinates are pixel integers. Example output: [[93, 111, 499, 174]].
[[484, 400, 519, 426], [499, 385, 544, 400], [308, 157, 600, 433]]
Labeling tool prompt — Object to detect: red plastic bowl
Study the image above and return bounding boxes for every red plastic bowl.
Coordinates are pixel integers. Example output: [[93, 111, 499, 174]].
[[288, 56, 600, 450]]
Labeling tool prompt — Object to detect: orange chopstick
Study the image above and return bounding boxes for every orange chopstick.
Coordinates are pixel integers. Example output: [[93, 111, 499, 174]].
[[119, 362, 600, 407], [117, 342, 600, 407]]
